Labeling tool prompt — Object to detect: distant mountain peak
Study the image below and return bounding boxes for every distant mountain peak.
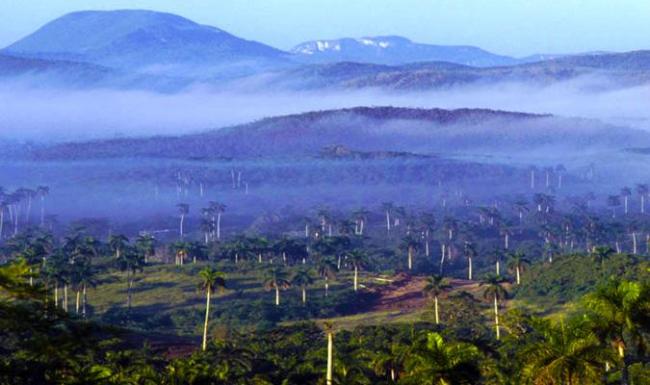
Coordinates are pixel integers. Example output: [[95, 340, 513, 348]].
[[291, 36, 516, 67]]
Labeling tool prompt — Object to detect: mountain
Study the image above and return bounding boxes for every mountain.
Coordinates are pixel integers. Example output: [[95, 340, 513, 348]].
[[30, 106, 648, 161], [3, 10, 292, 79], [269, 50, 650, 90], [291, 36, 518, 67]]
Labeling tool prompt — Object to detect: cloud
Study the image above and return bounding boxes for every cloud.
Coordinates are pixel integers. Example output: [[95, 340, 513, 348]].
[[0, 76, 649, 142]]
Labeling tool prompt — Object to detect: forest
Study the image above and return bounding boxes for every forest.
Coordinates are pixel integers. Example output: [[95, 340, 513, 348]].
[[1, 172, 649, 384]]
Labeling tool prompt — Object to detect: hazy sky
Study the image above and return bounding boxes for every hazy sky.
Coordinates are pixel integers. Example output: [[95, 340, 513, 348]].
[[0, 0, 648, 56]]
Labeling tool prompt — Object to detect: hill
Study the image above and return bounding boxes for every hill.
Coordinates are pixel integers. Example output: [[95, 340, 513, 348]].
[[291, 35, 517, 67], [3, 10, 292, 79], [29, 106, 648, 161]]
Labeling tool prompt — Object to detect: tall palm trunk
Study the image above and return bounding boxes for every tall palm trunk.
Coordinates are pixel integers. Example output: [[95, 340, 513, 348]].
[[353, 266, 359, 291], [202, 287, 211, 351], [179, 214, 185, 239], [496, 259, 500, 275], [63, 284, 68, 311], [407, 246, 413, 270], [82, 284, 87, 318], [0, 208, 4, 239], [494, 296, 500, 340], [434, 295, 440, 324], [324, 276, 329, 297], [275, 286, 280, 306], [468, 257, 473, 280], [216, 213, 222, 240], [302, 287, 307, 304], [54, 283, 58, 308], [516, 266, 521, 285], [632, 233, 638, 254], [641, 195, 646, 214], [385, 211, 391, 233], [326, 331, 333, 385], [75, 290, 80, 314]]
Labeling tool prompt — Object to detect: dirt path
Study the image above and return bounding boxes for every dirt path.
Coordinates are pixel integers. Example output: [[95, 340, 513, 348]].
[[369, 274, 480, 312]]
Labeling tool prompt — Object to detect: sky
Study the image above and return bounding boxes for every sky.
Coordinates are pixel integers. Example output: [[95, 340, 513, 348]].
[[0, 0, 648, 57]]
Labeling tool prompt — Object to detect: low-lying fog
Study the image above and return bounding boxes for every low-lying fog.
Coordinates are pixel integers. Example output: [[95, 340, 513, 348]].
[[1, 76, 649, 142]]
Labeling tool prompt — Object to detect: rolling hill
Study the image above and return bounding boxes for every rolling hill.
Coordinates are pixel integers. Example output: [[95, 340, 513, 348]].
[[29, 106, 649, 161]]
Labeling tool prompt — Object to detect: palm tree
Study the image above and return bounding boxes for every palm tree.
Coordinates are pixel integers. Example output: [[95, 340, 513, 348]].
[[169, 241, 190, 266], [263, 267, 291, 306], [176, 203, 189, 239], [636, 184, 648, 214], [135, 234, 155, 264], [209, 202, 226, 240], [584, 279, 650, 385], [348, 249, 369, 292], [513, 198, 529, 225], [323, 321, 335, 385], [403, 332, 481, 385], [35, 185, 49, 227], [480, 275, 508, 340], [317, 256, 338, 296], [507, 251, 530, 285], [607, 195, 621, 218], [422, 275, 451, 324], [198, 267, 226, 351], [291, 269, 314, 304], [401, 235, 419, 270], [463, 241, 477, 280], [590, 245, 615, 270], [621, 187, 632, 215], [522, 318, 615, 385], [381, 202, 394, 234], [115, 246, 145, 309], [108, 234, 129, 259]]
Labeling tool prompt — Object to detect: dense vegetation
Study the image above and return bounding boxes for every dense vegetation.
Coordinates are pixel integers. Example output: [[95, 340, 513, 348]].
[[1, 176, 650, 384]]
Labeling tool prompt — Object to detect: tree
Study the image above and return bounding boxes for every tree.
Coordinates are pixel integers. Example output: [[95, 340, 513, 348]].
[[36, 185, 49, 227], [317, 256, 338, 297], [636, 184, 648, 214], [348, 249, 369, 292], [381, 202, 394, 234], [463, 241, 477, 280], [108, 234, 129, 259], [607, 195, 621, 218], [198, 267, 226, 351], [480, 275, 508, 340], [209, 202, 226, 240], [263, 267, 291, 306], [402, 332, 481, 385], [135, 234, 155, 264], [291, 269, 314, 304], [507, 251, 530, 285], [115, 246, 145, 309], [401, 235, 419, 270], [177, 203, 189, 239], [422, 275, 451, 324], [590, 246, 615, 270], [620, 187, 632, 215], [323, 321, 335, 385], [521, 318, 615, 385], [584, 279, 650, 385]]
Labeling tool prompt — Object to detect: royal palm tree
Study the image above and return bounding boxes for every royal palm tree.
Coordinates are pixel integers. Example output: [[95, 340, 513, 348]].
[[463, 241, 477, 280], [35, 185, 49, 227], [590, 245, 615, 270], [507, 251, 530, 285], [636, 184, 648, 214], [198, 267, 226, 351], [403, 332, 481, 385], [176, 203, 189, 239], [291, 269, 314, 304], [480, 275, 508, 340], [619, 187, 632, 215], [323, 321, 335, 385], [317, 256, 338, 296], [381, 202, 394, 234], [584, 279, 650, 385], [401, 235, 419, 270], [422, 275, 451, 324], [135, 234, 155, 264], [263, 267, 291, 306], [209, 202, 226, 240], [348, 249, 369, 292], [108, 234, 129, 259], [115, 246, 145, 309], [522, 318, 615, 385]]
